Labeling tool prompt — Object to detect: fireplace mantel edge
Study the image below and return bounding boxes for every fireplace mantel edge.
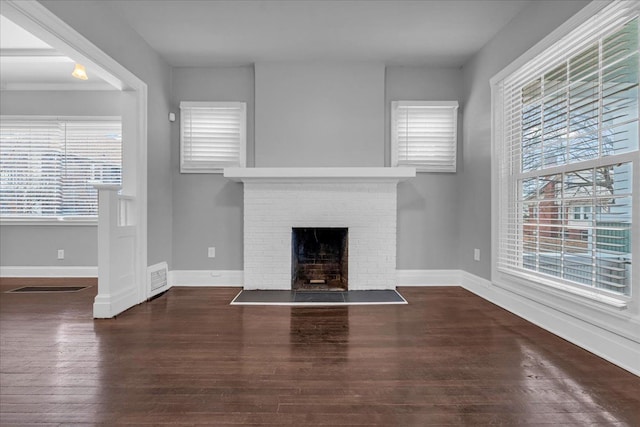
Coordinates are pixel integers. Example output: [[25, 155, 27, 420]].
[[223, 167, 416, 183]]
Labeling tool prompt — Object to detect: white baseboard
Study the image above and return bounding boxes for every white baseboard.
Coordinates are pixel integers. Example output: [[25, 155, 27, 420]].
[[460, 271, 640, 377], [396, 269, 461, 286], [170, 270, 243, 287], [171, 269, 462, 288], [169, 269, 461, 288], [93, 285, 140, 319], [0, 266, 98, 277]]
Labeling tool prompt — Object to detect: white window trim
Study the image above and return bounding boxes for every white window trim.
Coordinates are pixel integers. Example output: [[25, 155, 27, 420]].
[[0, 115, 122, 224], [391, 100, 458, 173], [490, 0, 639, 311], [0, 218, 97, 226], [179, 101, 246, 173]]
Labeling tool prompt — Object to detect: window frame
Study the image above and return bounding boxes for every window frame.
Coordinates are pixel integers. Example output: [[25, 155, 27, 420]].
[[391, 100, 459, 173], [179, 101, 247, 174], [0, 115, 122, 225], [490, 0, 640, 310]]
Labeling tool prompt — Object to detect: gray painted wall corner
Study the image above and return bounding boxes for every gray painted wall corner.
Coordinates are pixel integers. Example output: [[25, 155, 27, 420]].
[[458, 0, 591, 279]]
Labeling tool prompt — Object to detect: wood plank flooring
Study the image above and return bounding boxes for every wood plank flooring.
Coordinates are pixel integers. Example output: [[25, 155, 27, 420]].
[[0, 280, 638, 426]]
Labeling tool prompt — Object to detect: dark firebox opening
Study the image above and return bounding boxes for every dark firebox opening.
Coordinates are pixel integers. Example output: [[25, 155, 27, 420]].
[[292, 228, 348, 291]]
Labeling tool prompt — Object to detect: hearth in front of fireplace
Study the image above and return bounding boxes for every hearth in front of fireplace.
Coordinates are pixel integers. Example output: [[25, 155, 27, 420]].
[[291, 228, 348, 291]]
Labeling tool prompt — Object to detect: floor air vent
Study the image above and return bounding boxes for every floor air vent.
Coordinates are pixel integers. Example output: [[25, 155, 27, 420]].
[[7, 286, 90, 293], [148, 262, 169, 298]]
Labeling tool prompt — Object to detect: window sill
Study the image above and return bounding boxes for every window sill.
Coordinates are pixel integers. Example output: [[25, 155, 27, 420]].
[[415, 168, 456, 173], [0, 218, 97, 226], [180, 168, 225, 174], [495, 268, 629, 310]]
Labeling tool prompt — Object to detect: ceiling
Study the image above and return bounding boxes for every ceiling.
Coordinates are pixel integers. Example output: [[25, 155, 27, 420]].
[[0, 15, 113, 91], [1, 1, 530, 89], [107, 0, 530, 67]]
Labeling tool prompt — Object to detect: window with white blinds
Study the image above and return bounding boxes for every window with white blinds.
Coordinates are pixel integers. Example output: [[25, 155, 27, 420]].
[[391, 101, 458, 172], [180, 101, 246, 173], [494, 1, 639, 297], [0, 117, 122, 220]]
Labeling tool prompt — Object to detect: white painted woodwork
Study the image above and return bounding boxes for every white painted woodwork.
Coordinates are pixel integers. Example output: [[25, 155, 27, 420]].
[[93, 185, 137, 318], [224, 167, 416, 182], [4, 1, 150, 317], [226, 167, 415, 291]]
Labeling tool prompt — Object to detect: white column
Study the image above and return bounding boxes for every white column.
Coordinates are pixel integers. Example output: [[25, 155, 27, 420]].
[[92, 184, 121, 318]]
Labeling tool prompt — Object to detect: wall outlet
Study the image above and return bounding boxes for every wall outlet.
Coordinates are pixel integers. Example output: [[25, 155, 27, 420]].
[[57, 249, 65, 260], [473, 248, 480, 262], [208, 247, 216, 258]]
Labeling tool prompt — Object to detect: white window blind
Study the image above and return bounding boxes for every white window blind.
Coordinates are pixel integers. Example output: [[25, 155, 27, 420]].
[[0, 117, 122, 219], [391, 101, 458, 172], [494, 1, 639, 297], [180, 101, 246, 173]]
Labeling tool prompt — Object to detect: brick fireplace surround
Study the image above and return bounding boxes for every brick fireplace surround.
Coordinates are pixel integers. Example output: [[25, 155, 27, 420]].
[[224, 168, 416, 290]]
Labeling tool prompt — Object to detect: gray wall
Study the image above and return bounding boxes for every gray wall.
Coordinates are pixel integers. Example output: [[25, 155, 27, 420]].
[[15, 0, 592, 275], [459, 0, 590, 279], [255, 63, 385, 167], [168, 65, 464, 271], [0, 90, 121, 266], [386, 67, 463, 269], [42, 0, 174, 267], [0, 90, 122, 117], [171, 67, 252, 270], [0, 226, 97, 267]]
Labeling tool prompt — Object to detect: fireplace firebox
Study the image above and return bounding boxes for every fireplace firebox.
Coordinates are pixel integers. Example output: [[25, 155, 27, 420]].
[[292, 228, 348, 291]]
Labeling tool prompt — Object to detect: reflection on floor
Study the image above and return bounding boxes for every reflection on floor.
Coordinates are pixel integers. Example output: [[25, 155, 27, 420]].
[[6, 285, 91, 293], [1, 281, 638, 425]]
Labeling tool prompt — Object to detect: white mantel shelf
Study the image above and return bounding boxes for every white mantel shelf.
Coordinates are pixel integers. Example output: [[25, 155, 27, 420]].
[[224, 167, 416, 183]]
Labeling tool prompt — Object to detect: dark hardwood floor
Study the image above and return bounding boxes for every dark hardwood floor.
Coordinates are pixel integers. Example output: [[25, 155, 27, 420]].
[[0, 279, 638, 426]]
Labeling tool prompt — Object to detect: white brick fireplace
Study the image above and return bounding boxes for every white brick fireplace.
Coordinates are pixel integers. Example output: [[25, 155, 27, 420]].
[[224, 168, 415, 290]]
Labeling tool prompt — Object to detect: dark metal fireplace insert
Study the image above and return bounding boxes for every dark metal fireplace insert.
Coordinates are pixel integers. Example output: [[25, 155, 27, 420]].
[[291, 227, 348, 291]]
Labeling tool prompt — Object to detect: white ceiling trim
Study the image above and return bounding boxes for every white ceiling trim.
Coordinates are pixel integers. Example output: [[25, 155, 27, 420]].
[[1, 2, 124, 90], [1, 82, 118, 91], [0, 47, 65, 57]]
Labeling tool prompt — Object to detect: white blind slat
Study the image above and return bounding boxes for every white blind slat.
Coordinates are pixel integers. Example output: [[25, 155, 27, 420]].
[[495, 1, 638, 297], [392, 101, 458, 172], [0, 118, 122, 219], [180, 102, 246, 173]]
